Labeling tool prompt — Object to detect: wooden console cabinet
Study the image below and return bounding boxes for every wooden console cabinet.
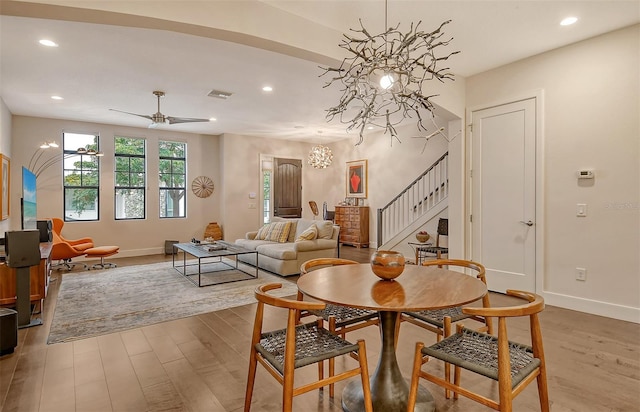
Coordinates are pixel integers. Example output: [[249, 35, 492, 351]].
[[335, 206, 369, 248], [0, 243, 52, 308]]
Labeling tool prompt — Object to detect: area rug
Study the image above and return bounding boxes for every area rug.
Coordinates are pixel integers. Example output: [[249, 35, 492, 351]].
[[47, 261, 297, 344]]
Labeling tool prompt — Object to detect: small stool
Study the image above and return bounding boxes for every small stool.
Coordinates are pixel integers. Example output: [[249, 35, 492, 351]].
[[84, 246, 119, 270]]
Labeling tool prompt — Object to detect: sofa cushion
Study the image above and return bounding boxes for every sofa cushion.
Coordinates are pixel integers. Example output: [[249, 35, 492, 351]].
[[296, 224, 317, 241], [316, 220, 334, 239], [235, 238, 275, 251], [256, 243, 298, 260], [255, 221, 293, 243]]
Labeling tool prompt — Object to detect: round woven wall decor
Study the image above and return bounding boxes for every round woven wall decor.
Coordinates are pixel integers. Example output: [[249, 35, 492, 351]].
[[191, 176, 214, 198]]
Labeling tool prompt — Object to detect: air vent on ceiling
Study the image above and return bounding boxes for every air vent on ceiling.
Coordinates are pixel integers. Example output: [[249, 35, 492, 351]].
[[207, 89, 233, 99]]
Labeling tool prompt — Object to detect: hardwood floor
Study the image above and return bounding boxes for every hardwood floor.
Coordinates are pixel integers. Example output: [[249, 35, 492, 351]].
[[1, 246, 639, 412]]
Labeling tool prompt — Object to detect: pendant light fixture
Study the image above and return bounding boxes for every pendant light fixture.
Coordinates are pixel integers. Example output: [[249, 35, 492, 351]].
[[321, 0, 459, 145]]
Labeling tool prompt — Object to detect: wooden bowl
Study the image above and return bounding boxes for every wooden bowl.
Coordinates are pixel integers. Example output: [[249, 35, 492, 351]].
[[416, 233, 430, 243], [370, 250, 406, 280]]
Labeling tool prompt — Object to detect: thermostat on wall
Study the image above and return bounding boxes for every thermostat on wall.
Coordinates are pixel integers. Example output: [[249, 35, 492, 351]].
[[577, 169, 594, 179]]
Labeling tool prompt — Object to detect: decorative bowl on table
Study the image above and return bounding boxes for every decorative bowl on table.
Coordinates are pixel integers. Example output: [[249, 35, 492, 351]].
[[416, 231, 430, 243], [370, 250, 406, 280]]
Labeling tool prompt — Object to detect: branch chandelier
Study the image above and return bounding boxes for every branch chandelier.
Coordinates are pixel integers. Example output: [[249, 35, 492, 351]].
[[28, 141, 103, 178], [320, 0, 459, 145], [308, 144, 333, 169]]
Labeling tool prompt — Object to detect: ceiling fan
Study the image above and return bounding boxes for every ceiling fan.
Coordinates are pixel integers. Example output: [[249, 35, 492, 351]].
[[110, 90, 210, 127]]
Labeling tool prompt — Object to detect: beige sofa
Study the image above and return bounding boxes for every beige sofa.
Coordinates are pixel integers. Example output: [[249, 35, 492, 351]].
[[235, 217, 339, 276]]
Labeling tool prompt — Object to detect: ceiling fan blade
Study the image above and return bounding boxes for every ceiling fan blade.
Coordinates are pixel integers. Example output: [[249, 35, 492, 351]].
[[109, 108, 153, 121], [166, 116, 211, 124]]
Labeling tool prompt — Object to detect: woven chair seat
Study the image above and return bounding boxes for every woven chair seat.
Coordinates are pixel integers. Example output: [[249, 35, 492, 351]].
[[421, 246, 448, 254], [404, 306, 469, 328], [422, 328, 541, 388], [257, 322, 360, 375], [308, 304, 378, 327]]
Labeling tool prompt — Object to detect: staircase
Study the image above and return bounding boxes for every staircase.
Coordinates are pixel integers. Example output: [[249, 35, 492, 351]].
[[377, 152, 448, 250]]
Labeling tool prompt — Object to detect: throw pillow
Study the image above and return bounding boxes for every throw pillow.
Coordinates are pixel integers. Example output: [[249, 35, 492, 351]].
[[264, 221, 293, 243], [295, 224, 317, 242], [256, 223, 273, 240], [316, 221, 334, 239]]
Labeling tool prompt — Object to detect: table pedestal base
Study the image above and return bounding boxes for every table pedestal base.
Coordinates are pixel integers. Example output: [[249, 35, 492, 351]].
[[342, 379, 434, 412]]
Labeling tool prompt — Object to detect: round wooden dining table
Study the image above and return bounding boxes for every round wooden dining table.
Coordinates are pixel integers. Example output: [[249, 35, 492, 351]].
[[296, 263, 488, 412]]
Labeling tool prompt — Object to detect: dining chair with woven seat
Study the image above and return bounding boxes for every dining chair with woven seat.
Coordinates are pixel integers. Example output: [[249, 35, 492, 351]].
[[402, 259, 493, 341], [244, 283, 373, 412], [401, 259, 493, 398], [297, 258, 379, 340], [407, 289, 549, 412], [418, 217, 449, 260]]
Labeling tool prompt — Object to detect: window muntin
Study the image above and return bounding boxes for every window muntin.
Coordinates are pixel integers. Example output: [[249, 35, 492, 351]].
[[115, 136, 146, 220], [63, 132, 100, 221], [159, 141, 186, 218]]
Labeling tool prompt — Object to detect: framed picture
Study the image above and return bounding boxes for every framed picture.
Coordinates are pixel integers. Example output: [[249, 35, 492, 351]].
[[346, 159, 367, 198], [0, 154, 9, 220]]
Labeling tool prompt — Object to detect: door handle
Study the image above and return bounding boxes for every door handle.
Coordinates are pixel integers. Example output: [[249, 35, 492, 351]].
[[520, 220, 534, 226]]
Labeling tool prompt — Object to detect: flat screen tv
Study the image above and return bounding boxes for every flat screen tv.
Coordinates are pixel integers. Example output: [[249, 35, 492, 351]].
[[21, 167, 37, 230]]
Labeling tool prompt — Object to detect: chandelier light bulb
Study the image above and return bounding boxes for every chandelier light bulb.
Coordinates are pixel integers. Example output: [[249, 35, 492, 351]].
[[380, 74, 395, 90]]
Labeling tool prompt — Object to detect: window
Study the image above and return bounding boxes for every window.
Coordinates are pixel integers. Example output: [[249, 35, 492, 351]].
[[63, 132, 100, 221], [114, 137, 146, 219], [261, 157, 273, 224], [159, 141, 186, 218]]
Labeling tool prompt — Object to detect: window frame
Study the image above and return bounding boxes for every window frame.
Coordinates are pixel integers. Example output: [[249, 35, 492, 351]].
[[114, 136, 146, 220], [62, 132, 101, 222], [158, 140, 187, 219]]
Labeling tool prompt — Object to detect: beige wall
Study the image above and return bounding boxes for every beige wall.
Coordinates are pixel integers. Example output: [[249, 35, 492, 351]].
[[0, 99, 12, 235], [11, 116, 221, 257], [466, 25, 640, 322]]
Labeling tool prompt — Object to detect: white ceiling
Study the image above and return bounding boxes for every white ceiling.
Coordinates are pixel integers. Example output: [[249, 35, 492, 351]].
[[1, 1, 638, 143]]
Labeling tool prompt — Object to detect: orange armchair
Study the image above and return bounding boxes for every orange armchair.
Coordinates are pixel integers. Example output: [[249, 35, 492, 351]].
[[50, 218, 93, 270], [51, 218, 93, 252]]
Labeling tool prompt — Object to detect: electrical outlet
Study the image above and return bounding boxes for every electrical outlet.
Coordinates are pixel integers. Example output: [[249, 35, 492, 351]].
[[576, 267, 587, 281]]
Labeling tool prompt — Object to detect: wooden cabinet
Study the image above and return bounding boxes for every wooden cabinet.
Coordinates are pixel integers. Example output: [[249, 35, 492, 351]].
[[335, 206, 369, 248], [0, 243, 52, 308]]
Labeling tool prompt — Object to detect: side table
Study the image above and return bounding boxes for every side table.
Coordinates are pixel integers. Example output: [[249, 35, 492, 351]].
[[408, 242, 433, 265]]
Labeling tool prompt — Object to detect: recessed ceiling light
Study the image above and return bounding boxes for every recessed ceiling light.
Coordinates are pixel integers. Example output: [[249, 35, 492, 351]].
[[560, 17, 578, 26], [262, 86, 273, 92], [51, 95, 63, 100], [39, 39, 58, 47], [209, 117, 217, 122]]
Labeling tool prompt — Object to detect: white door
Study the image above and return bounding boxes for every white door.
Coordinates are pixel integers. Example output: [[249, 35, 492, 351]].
[[470, 98, 537, 293]]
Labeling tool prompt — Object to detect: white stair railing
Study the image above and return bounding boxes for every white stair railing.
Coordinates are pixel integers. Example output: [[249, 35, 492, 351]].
[[377, 153, 448, 246]]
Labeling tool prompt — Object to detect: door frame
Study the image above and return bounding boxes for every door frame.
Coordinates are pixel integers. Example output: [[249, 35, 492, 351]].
[[465, 90, 546, 294]]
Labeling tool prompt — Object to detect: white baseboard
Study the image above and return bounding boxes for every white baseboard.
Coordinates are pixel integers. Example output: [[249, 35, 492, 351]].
[[543, 291, 640, 324]]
